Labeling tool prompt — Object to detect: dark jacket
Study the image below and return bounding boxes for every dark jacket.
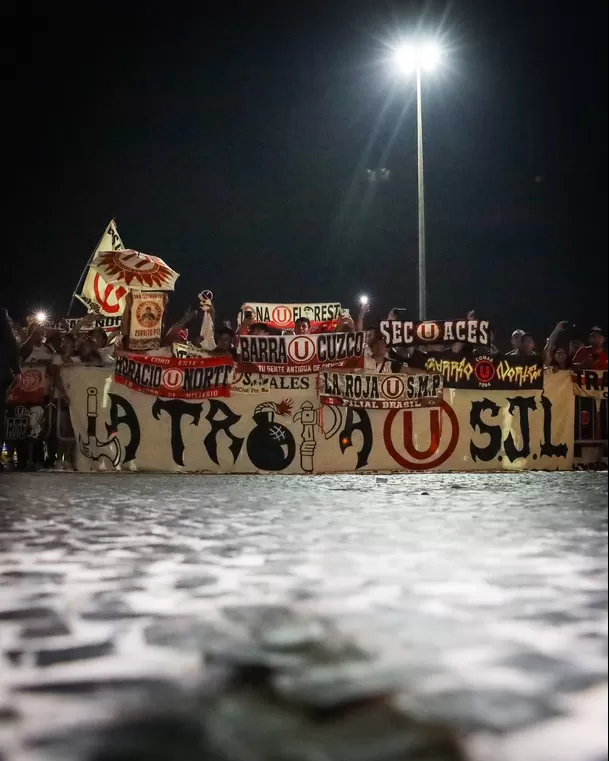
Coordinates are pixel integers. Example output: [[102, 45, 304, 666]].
[[0, 309, 21, 382]]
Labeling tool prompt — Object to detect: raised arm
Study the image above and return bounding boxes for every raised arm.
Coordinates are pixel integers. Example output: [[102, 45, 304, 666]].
[[162, 308, 198, 346], [571, 345, 592, 369], [1, 312, 21, 377], [355, 302, 370, 333], [68, 313, 96, 336], [543, 321, 568, 367], [19, 325, 44, 360]]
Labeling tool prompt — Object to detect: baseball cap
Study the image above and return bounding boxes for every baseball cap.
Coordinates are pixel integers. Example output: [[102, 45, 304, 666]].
[[590, 326, 605, 337], [511, 329, 525, 339]]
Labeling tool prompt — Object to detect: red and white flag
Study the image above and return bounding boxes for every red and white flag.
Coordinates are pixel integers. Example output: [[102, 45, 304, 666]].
[[92, 249, 179, 291], [77, 220, 128, 316]]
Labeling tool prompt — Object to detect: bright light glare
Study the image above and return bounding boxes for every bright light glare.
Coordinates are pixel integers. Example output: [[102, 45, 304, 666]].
[[359, 295, 369, 306], [35, 311, 48, 324], [394, 46, 417, 74], [394, 42, 443, 74], [420, 43, 442, 70]]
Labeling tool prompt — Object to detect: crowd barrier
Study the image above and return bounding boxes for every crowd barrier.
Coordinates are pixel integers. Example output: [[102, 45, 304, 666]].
[[572, 373, 608, 468], [4, 364, 606, 474]]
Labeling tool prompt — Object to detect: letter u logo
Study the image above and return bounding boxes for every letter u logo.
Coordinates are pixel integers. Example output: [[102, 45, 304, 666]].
[[288, 336, 316, 363], [381, 376, 405, 399], [416, 321, 440, 342], [93, 274, 127, 314], [271, 306, 292, 327], [293, 340, 309, 360], [402, 409, 441, 459]]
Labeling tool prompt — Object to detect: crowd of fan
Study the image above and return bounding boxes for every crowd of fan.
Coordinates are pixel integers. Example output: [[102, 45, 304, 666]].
[[1, 299, 607, 472]]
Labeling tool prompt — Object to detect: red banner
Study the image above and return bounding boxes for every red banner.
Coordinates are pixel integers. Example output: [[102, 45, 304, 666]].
[[114, 353, 233, 400], [8, 367, 47, 404], [238, 333, 366, 375]]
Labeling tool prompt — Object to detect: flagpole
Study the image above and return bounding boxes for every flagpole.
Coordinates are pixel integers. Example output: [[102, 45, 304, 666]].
[[67, 219, 116, 316]]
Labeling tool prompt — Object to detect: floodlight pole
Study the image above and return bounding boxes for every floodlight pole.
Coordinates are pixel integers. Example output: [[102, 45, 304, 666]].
[[416, 65, 427, 321]]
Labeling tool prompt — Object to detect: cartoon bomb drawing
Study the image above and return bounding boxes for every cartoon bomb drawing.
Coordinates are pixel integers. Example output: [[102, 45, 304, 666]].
[[246, 400, 295, 471]]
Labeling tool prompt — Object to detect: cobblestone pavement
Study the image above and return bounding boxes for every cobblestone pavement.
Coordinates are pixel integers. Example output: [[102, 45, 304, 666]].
[[0, 472, 607, 761]]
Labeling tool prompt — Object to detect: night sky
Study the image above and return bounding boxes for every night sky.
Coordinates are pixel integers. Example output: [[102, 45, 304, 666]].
[[3, 1, 607, 346]]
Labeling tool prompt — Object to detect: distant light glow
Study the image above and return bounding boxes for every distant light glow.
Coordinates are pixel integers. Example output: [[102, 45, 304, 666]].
[[359, 295, 369, 306], [394, 42, 443, 74], [35, 311, 48, 324]]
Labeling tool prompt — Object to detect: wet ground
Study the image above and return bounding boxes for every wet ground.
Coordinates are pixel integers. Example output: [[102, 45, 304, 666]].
[[0, 472, 607, 761]]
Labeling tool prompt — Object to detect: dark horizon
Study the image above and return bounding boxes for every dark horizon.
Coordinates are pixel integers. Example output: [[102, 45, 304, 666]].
[[3, 0, 607, 346]]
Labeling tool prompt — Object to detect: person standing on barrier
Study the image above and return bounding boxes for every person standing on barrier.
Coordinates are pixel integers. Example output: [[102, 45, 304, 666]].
[[572, 327, 608, 371], [0, 309, 22, 471]]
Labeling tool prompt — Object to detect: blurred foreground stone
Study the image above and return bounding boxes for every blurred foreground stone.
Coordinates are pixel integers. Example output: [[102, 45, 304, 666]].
[[91, 614, 467, 761]]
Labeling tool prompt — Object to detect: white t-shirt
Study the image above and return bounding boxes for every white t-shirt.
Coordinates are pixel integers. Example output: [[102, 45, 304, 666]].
[[143, 346, 173, 358], [99, 346, 115, 364], [51, 354, 82, 397], [23, 344, 54, 363], [52, 355, 82, 366], [364, 355, 392, 373]]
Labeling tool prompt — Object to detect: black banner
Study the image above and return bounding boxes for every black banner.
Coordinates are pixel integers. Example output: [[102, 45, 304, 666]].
[[414, 352, 544, 390], [53, 316, 123, 333], [379, 319, 492, 347], [238, 333, 366, 375], [3, 403, 46, 441], [320, 371, 443, 409]]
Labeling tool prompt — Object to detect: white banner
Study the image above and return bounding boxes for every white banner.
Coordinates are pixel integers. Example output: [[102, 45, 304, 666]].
[[238, 302, 342, 331], [231, 370, 317, 395], [64, 367, 574, 474]]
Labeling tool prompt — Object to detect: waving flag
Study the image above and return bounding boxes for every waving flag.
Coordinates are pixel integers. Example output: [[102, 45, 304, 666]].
[[76, 220, 128, 316], [91, 249, 179, 291]]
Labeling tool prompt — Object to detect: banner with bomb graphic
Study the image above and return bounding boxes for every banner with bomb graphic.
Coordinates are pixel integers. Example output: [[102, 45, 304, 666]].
[[64, 366, 575, 473]]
